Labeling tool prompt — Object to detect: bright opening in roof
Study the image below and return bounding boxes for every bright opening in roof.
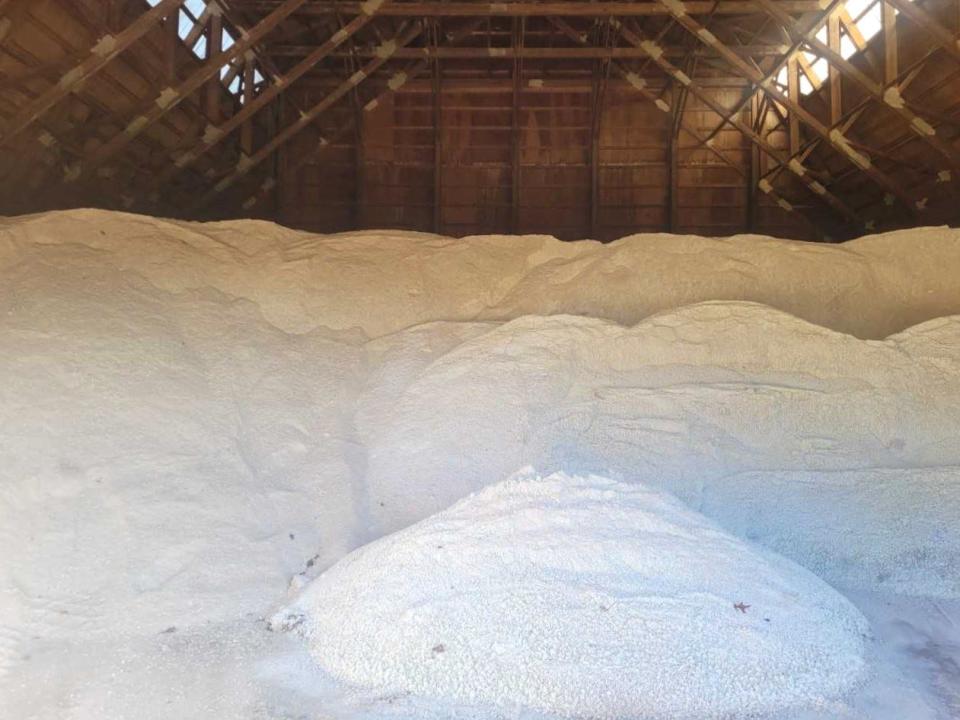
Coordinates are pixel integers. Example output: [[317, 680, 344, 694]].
[[146, 0, 255, 97], [774, 0, 906, 95]]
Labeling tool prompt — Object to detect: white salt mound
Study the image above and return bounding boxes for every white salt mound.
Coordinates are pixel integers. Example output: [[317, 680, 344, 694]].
[[276, 471, 870, 719], [3, 208, 960, 338]]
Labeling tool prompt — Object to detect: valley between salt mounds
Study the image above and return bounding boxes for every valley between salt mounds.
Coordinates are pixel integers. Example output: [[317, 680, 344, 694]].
[[0, 209, 958, 719]]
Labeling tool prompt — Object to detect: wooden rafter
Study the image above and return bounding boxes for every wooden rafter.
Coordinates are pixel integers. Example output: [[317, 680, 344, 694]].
[[196, 21, 424, 206], [648, 0, 919, 218], [613, 18, 862, 227], [150, 7, 381, 192], [683, 0, 845, 159], [550, 18, 736, 177], [237, 18, 485, 214], [761, 51, 939, 198], [61, 0, 314, 186], [0, 0, 186, 146], [757, 0, 960, 186], [550, 18, 834, 237]]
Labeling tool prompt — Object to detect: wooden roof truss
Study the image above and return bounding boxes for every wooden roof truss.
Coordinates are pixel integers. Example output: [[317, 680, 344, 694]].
[[2, 0, 960, 238]]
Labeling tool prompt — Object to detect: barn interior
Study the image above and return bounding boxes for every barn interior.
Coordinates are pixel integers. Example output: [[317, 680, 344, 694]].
[[4, 0, 960, 238], [1, 2, 960, 719]]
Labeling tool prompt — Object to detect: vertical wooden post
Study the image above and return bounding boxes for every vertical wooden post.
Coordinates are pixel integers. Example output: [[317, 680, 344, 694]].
[[828, 14, 842, 125], [589, 58, 601, 239], [241, 54, 255, 155], [351, 75, 365, 229], [667, 96, 678, 232], [668, 60, 691, 233], [271, 94, 283, 219], [432, 22, 443, 235], [748, 93, 760, 232], [206, 7, 224, 124], [354, 111, 364, 229], [107, 0, 125, 32], [787, 56, 800, 154], [882, 0, 898, 84], [164, 5, 180, 84], [510, 17, 523, 234]]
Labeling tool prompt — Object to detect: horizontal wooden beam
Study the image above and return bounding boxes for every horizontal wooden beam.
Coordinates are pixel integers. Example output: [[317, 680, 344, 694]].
[[269, 43, 793, 59], [293, 75, 756, 91], [231, 0, 826, 16]]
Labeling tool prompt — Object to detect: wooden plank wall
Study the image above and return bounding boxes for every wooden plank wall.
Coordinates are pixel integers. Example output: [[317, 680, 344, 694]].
[[599, 89, 669, 238], [278, 80, 812, 240]]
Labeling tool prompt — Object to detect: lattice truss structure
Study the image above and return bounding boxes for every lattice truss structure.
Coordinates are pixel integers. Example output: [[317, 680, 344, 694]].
[[2, 0, 960, 238]]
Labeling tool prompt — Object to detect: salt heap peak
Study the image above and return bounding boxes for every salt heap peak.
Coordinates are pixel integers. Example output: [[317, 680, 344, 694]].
[[275, 471, 870, 719]]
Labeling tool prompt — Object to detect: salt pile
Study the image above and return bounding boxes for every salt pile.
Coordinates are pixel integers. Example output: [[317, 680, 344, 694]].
[[3, 209, 960, 338], [275, 471, 870, 719], [1, 210, 958, 719], [359, 306, 960, 597]]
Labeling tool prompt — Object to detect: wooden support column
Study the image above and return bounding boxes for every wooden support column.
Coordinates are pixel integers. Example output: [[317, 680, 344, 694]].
[[883, 0, 898, 84], [164, 4, 180, 84], [350, 36, 367, 229], [668, 77, 689, 232], [787, 56, 800, 155], [748, 93, 761, 232], [510, 17, 523, 234], [241, 56, 255, 155], [206, 7, 224, 124], [667, 114, 679, 231], [352, 95, 365, 229], [828, 14, 841, 125], [588, 50, 602, 238], [431, 22, 442, 234]]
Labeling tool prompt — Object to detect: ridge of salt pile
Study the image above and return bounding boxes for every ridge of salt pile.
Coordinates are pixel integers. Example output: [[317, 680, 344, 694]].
[[275, 471, 870, 719], [2, 208, 959, 338]]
